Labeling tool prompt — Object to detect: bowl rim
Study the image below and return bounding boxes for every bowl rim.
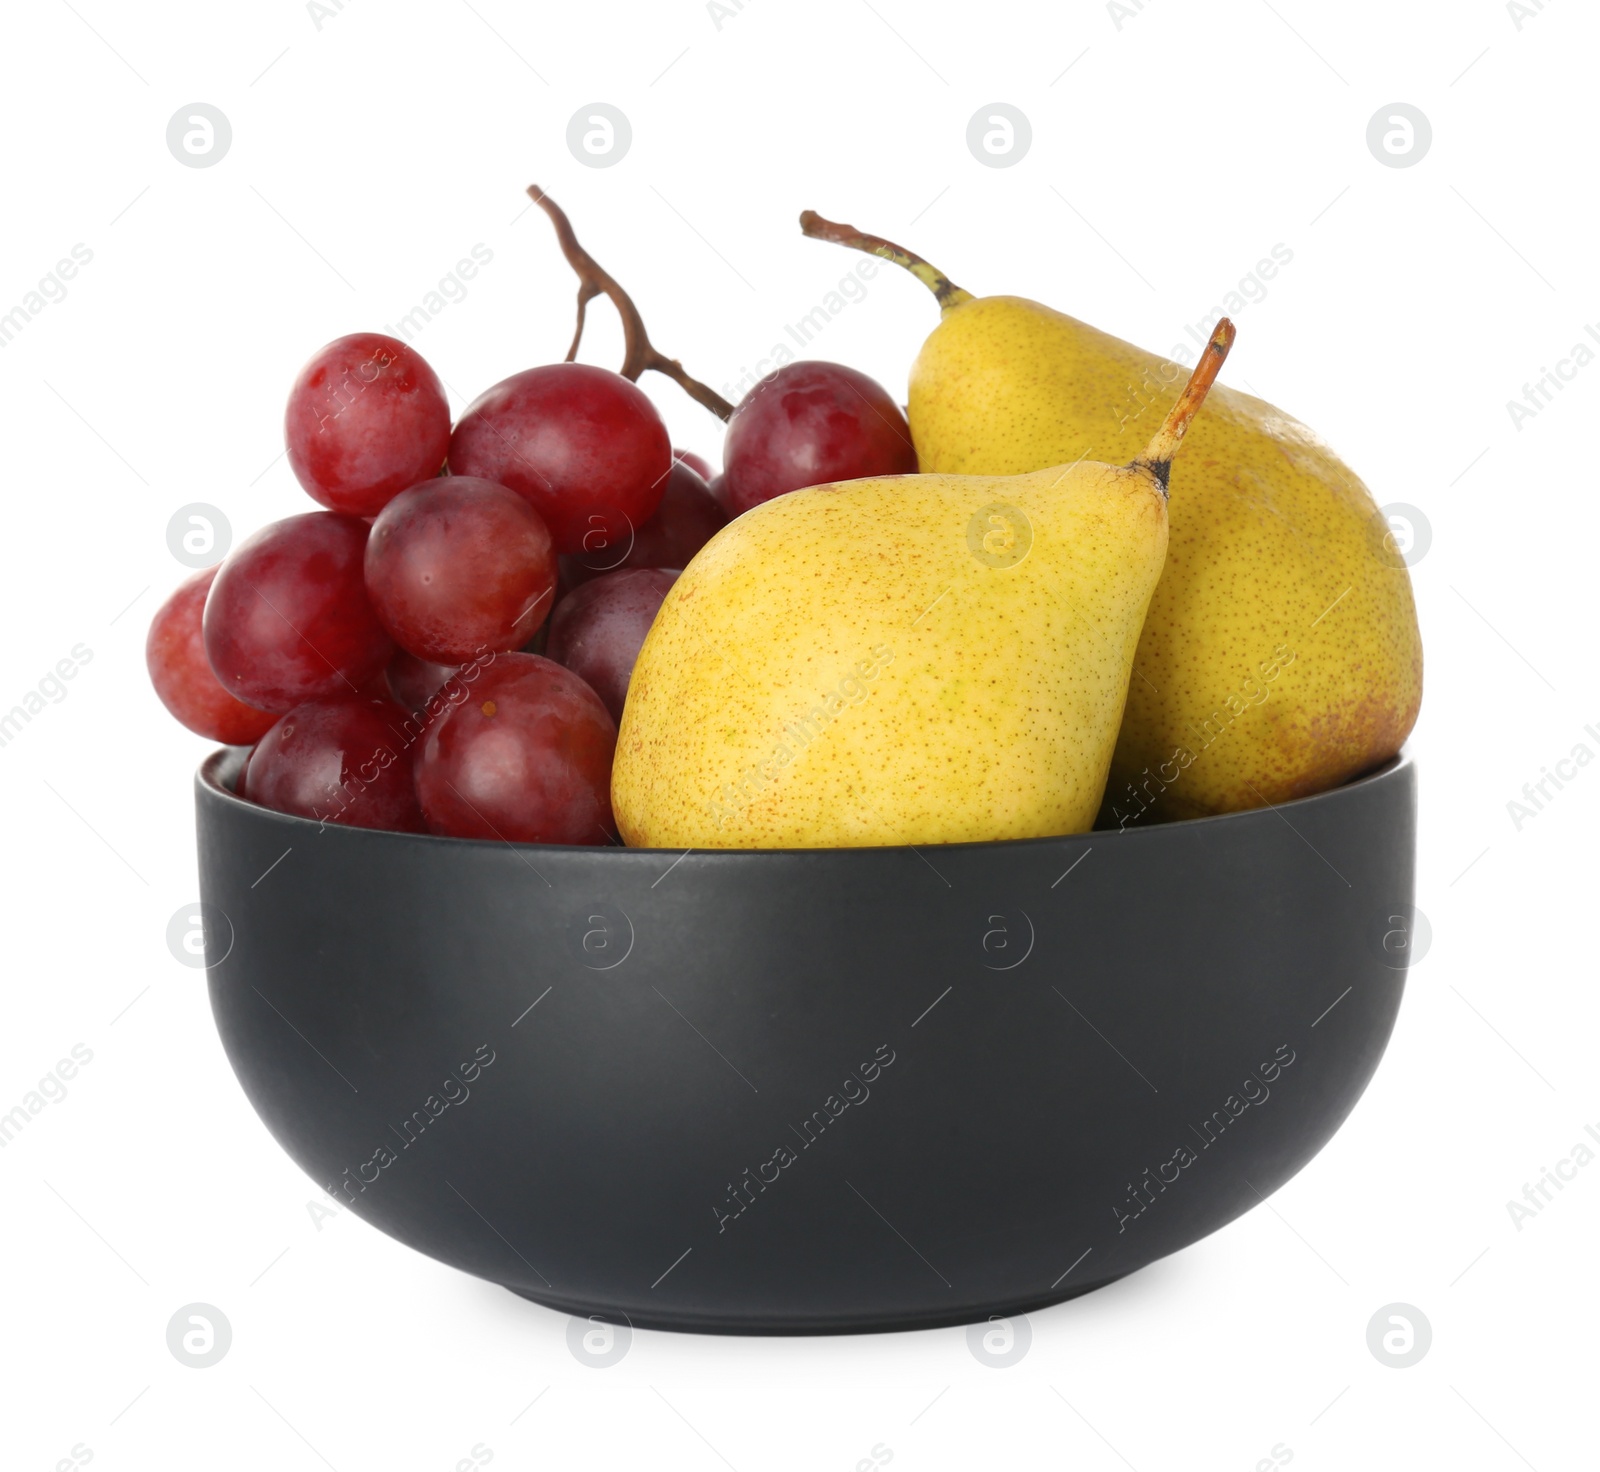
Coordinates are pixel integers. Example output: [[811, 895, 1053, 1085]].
[[197, 746, 1413, 859]]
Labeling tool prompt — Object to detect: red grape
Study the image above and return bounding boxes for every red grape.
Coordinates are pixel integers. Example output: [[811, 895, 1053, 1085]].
[[563, 458, 726, 585], [365, 477, 557, 663], [448, 363, 671, 556], [414, 653, 615, 844], [204, 512, 393, 712], [674, 447, 715, 480], [244, 693, 425, 832], [146, 568, 279, 744], [285, 333, 451, 516], [547, 569, 677, 723], [386, 649, 459, 715], [707, 471, 734, 517], [722, 360, 917, 514]]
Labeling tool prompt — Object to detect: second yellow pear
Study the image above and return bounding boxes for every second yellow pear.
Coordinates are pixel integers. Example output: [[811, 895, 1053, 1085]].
[[802, 213, 1423, 824]]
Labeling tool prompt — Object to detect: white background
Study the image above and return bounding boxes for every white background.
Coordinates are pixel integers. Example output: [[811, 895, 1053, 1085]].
[[1, 0, 1595, 1467]]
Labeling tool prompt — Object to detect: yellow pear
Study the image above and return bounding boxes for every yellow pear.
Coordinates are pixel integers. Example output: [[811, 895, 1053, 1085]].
[[800, 212, 1422, 823], [612, 323, 1235, 849]]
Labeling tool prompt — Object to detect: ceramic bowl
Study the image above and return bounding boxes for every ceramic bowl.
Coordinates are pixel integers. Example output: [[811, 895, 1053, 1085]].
[[196, 749, 1416, 1334]]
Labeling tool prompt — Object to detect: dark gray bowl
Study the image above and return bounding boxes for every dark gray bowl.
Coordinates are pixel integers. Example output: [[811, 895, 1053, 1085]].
[[196, 749, 1415, 1334]]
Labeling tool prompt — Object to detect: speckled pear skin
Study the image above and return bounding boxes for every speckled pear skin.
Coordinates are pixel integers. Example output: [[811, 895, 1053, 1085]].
[[612, 461, 1167, 849], [909, 296, 1423, 823]]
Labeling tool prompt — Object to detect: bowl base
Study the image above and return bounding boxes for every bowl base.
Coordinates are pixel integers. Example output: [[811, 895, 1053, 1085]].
[[505, 1273, 1130, 1336]]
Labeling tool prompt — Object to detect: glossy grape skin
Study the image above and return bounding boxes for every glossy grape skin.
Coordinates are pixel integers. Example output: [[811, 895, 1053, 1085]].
[[563, 459, 725, 586], [243, 694, 426, 832], [707, 471, 734, 517], [448, 363, 671, 556], [414, 653, 616, 844], [673, 447, 715, 481], [386, 648, 459, 716], [146, 568, 279, 744], [547, 569, 677, 723], [285, 333, 451, 516], [204, 512, 393, 712], [721, 360, 917, 514], [365, 477, 557, 663]]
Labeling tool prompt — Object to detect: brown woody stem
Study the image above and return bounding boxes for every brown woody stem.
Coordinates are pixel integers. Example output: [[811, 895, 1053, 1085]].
[[528, 185, 735, 422]]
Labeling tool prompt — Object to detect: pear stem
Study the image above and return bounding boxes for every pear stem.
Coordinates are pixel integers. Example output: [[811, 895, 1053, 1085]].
[[1134, 318, 1236, 492], [798, 210, 974, 312], [528, 186, 735, 422]]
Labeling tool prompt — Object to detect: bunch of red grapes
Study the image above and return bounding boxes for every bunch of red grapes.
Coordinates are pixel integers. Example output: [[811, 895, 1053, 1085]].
[[147, 332, 916, 843]]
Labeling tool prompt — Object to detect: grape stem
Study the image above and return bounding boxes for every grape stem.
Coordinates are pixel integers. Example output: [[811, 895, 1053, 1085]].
[[527, 186, 735, 422]]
